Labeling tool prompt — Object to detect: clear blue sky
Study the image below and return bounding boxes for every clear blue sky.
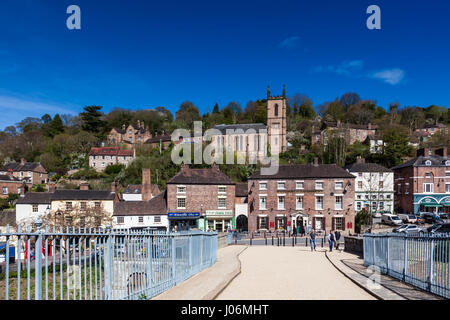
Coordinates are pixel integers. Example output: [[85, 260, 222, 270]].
[[0, 0, 449, 130]]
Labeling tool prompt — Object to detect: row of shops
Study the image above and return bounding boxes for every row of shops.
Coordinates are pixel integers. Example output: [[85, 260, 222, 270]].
[[168, 210, 236, 232]]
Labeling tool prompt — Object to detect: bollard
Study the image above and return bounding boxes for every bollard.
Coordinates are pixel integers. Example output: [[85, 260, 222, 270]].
[[272, 236, 274, 246], [292, 236, 294, 247], [283, 234, 285, 246], [321, 238, 324, 247], [306, 237, 308, 247], [250, 237, 252, 246], [265, 237, 267, 246]]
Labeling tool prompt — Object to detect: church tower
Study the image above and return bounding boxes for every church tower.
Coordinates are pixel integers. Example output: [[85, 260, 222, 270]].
[[266, 85, 287, 155]]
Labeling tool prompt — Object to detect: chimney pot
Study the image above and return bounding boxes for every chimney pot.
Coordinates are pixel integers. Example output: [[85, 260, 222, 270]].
[[20, 158, 26, 165], [79, 183, 89, 191]]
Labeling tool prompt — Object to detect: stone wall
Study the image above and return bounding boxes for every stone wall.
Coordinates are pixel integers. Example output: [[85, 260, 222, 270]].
[[344, 235, 364, 255]]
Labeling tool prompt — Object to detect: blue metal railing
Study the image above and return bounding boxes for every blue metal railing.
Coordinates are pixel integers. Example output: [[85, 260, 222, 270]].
[[364, 233, 450, 299], [0, 220, 218, 300]]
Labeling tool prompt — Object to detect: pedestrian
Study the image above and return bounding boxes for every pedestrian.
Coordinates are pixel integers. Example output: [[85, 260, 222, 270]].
[[293, 225, 297, 236], [334, 230, 341, 250], [287, 224, 291, 236], [309, 229, 316, 251], [299, 224, 305, 237], [328, 230, 335, 252]]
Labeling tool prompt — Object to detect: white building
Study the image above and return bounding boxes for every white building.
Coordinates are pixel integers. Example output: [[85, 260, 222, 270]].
[[365, 135, 385, 154], [15, 192, 52, 225], [345, 158, 394, 214], [113, 191, 168, 231]]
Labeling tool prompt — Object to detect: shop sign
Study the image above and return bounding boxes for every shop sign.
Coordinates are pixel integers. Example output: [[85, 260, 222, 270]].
[[205, 210, 233, 217], [168, 212, 200, 218]]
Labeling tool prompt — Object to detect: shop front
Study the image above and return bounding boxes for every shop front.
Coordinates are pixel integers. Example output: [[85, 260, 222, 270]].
[[168, 212, 200, 231], [414, 195, 450, 214], [198, 210, 235, 232]]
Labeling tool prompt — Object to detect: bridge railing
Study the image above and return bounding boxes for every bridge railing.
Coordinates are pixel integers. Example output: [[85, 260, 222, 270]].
[[364, 232, 450, 299], [0, 219, 217, 300]]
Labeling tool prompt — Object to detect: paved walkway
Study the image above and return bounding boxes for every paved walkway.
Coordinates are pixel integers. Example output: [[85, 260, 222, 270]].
[[216, 246, 375, 300], [152, 245, 247, 300]]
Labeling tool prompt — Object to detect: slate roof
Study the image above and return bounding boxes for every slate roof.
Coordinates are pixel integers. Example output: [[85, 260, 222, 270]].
[[392, 155, 450, 170], [16, 192, 53, 204], [51, 190, 116, 201], [167, 167, 235, 185], [144, 134, 172, 144], [89, 147, 133, 156], [235, 183, 249, 197], [113, 191, 167, 216], [249, 164, 355, 180], [213, 123, 267, 134], [1, 162, 44, 172], [345, 163, 392, 173], [0, 175, 22, 182], [323, 121, 377, 130]]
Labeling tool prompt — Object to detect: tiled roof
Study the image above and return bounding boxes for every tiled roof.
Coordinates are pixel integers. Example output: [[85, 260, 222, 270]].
[[51, 190, 116, 201], [213, 123, 267, 134], [1, 162, 44, 172], [144, 134, 172, 144], [114, 191, 167, 216], [16, 192, 53, 204], [324, 121, 377, 130], [167, 167, 235, 185], [392, 155, 450, 170], [89, 147, 133, 157], [345, 163, 392, 173], [117, 149, 134, 156], [249, 164, 355, 180], [235, 183, 249, 197], [0, 175, 22, 182]]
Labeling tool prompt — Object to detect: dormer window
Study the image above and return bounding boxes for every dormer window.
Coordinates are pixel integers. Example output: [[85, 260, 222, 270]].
[[445, 160, 450, 166], [425, 160, 432, 166]]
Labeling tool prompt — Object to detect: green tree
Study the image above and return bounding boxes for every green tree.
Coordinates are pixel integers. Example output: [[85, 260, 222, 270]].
[[80, 106, 105, 134], [175, 101, 201, 130], [48, 114, 64, 137], [382, 125, 414, 168]]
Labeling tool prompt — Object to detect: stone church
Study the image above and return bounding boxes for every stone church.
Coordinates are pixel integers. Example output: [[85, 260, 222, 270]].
[[211, 86, 288, 162]]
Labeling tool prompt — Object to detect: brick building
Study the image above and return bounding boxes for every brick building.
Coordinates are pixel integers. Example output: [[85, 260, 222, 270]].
[[235, 183, 249, 231], [0, 174, 32, 199], [166, 165, 236, 231], [0, 158, 48, 185], [107, 120, 152, 147], [414, 121, 448, 138], [311, 121, 377, 147], [392, 147, 450, 214], [247, 161, 356, 235], [89, 147, 135, 172]]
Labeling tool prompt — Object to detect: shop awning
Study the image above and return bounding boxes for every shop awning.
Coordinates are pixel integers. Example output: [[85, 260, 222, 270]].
[[422, 204, 442, 207]]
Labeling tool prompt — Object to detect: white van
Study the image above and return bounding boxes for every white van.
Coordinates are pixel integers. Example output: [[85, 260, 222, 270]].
[[381, 214, 403, 226], [398, 213, 417, 224]]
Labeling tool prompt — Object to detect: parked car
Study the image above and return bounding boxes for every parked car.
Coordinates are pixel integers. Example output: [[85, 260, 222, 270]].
[[438, 213, 450, 221], [381, 214, 403, 226], [427, 223, 450, 234], [393, 224, 425, 234], [398, 214, 418, 224], [421, 212, 444, 224], [414, 213, 426, 224]]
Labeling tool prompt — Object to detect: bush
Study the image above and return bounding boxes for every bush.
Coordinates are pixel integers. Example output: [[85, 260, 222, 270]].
[[355, 209, 372, 234], [69, 168, 105, 180]]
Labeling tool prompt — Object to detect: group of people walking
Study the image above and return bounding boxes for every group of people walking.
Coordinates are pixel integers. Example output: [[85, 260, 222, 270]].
[[308, 229, 341, 252]]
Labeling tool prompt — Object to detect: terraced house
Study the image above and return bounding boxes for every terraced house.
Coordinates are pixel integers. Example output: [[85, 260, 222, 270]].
[[393, 147, 450, 214], [89, 146, 135, 172], [0, 158, 48, 185], [247, 160, 356, 235]]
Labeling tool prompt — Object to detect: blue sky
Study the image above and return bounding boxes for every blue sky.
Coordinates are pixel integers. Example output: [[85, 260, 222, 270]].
[[0, 0, 449, 130]]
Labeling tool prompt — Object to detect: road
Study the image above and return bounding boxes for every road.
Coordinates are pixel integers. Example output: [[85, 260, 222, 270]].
[[216, 246, 375, 300]]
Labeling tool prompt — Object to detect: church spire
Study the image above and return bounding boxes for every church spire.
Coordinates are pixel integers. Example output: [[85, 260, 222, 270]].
[[267, 85, 271, 100]]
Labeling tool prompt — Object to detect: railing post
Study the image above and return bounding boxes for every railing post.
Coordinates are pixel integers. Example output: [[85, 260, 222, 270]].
[[35, 218, 43, 300], [172, 235, 176, 284], [105, 225, 113, 300], [188, 234, 192, 272], [429, 238, 434, 292], [403, 235, 408, 281]]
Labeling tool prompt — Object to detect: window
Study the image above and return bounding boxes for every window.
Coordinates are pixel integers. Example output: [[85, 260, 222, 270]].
[[138, 216, 144, 223], [2, 187, 7, 194], [405, 183, 409, 194], [80, 202, 87, 211], [17, 187, 21, 194], [102, 162, 105, 168], [259, 216, 267, 229], [357, 195, 362, 200], [357, 202, 362, 211], [358, 172, 362, 178], [218, 186, 226, 194], [446, 161, 450, 166], [386, 194, 391, 199], [315, 196, 323, 210], [177, 197, 186, 209], [296, 196, 303, 210], [79, 217, 85, 226], [379, 173, 383, 179], [296, 181, 304, 189], [117, 217, 124, 224], [259, 196, 267, 210], [379, 202, 384, 210], [397, 184, 401, 194], [278, 196, 285, 210], [425, 172, 432, 178], [95, 202, 101, 208], [446, 171, 450, 177], [335, 182, 343, 189], [423, 183, 434, 193], [274, 104, 279, 117], [315, 182, 323, 190], [177, 186, 186, 193], [277, 182, 286, 190], [372, 202, 377, 211], [358, 181, 363, 190], [446, 183, 450, 193], [154, 216, 161, 223], [334, 217, 343, 231], [379, 181, 383, 188], [274, 137, 278, 145], [28, 171, 31, 177], [65, 202, 72, 211], [32, 204, 38, 213], [65, 216, 73, 226], [276, 216, 285, 229], [218, 197, 227, 209], [425, 160, 432, 166], [259, 182, 267, 190], [335, 196, 343, 210]]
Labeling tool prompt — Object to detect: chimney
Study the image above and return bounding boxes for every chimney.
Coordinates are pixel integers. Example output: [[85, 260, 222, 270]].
[[20, 182, 26, 197], [79, 183, 89, 191], [313, 157, 319, 166], [368, 123, 372, 130], [142, 168, 152, 201], [20, 158, 26, 165], [111, 181, 117, 193], [417, 147, 430, 157], [337, 120, 341, 127], [48, 183, 56, 193], [435, 147, 448, 157], [356, 156, 365, 164]]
